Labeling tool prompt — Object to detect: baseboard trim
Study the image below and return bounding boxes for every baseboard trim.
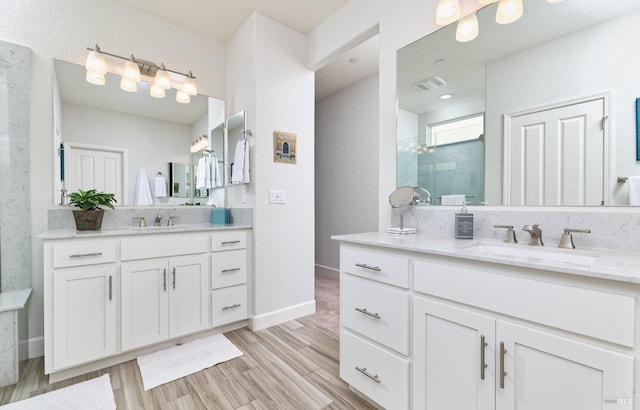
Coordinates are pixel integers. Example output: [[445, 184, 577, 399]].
[[250, 300, 316, 331], [315, 264, 339, 280], [29, 336, 44, 359]]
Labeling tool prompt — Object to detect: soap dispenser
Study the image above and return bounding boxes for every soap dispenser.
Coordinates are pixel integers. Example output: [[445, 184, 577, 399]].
[[455, 201, 474, 239]]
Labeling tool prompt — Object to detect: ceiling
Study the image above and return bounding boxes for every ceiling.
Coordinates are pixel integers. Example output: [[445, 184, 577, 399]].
[[112, 0, 379, 100]]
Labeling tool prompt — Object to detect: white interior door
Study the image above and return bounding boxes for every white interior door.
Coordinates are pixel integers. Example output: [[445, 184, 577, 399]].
[[504, 96, 607, 206], [64, 142, 127, 204]]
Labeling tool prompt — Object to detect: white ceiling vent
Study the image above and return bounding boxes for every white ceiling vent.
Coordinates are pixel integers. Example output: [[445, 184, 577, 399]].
[[413, 76, 446, 91]]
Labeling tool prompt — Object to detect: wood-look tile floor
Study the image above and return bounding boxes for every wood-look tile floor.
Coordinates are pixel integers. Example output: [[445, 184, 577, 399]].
[[0, 317, 375, 409]]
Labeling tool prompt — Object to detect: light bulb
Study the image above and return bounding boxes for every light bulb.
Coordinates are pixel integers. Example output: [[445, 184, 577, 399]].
[[496, 0, 523, 24], [85, 45, 106, 74], [123, 56, 140, 82], [85, 70, 105, 86], [154, 64, 171, 89], [119, 76, 137, 92], [176, 90, 190, 104], [436, 0, 461, 26], [456, 13, 479, 42], [150, 84, 165, 98], [183, 72, 198, 96]]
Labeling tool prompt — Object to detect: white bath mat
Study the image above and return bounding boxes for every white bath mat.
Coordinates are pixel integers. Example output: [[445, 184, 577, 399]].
[[0, 374, 115, 410], [136, 333, 243, 390]]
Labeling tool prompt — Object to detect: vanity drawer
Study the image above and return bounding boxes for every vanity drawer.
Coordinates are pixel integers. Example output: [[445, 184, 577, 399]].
[[341, 274, 410, 355], [53, 241, 116, 268], [121, 233, 208, 261], [211, 231, 246, 252], [211, 285, 248, 327], [341, 246, 410, 288], [414, 258, 636, 347], [340, 330, 409, 410], [211, 250, 247, 289]]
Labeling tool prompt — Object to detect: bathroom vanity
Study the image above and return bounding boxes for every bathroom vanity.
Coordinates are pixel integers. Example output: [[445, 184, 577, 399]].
[[334, 232, 640, 409], [41, 225, 251, 382]]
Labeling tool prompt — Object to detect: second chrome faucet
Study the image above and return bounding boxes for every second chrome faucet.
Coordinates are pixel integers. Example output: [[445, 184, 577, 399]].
[[522, 224, 543, 246]]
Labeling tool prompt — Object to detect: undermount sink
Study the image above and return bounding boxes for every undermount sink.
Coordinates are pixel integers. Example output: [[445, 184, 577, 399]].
[[455, 241, 599, 266]]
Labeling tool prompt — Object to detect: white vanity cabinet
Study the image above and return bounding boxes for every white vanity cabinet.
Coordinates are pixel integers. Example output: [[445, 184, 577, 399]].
[[339, 246, 411, 409], [48, 240, 117, 370], [43, 227, 251, 382], [336, 237, 636, 410], [210, 231, 248, 327]]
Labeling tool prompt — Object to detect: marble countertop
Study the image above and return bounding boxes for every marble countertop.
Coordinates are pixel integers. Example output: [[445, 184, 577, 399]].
[[39, 223, 252, 240], [332, 232, 640, 284], [0, 288, 31, 313]]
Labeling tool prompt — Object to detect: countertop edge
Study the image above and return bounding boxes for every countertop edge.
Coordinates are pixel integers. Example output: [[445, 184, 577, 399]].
[[39, 224, 252, 240]]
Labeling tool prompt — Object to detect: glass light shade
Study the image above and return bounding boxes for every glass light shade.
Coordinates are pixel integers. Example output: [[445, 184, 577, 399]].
[[436, 0, 461, 26], [123, 59, 141, 82], [154, 66, 172, 90], [85, 70, 105, 86], [183, 75, 198, 96], [496, 0, 523, 24], [85, 50, 106, 74], [176, 90, 190, 104], [456, 13, 479, 42], [479, 0, 498, 3], [119, 76, 137, 92], [150, 84, 166, 98]]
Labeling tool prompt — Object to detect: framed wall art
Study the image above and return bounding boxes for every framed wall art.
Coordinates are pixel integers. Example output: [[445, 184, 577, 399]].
[[273, 130, 297, 164]]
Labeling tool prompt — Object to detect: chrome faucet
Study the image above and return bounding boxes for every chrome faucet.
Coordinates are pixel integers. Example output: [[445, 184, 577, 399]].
[[558, 228, 591, 249], [154, 214, 163, 226], [522, 224, 543, 246], [132, 216, 147, 227], [494, 225, 517, 244], [167, 216, 179, 226]]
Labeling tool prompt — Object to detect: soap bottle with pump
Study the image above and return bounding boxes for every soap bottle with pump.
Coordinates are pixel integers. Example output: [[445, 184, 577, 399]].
[[455, 201, 474, 239]]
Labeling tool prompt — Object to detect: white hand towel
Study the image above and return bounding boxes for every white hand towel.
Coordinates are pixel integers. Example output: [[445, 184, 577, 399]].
[[629, 176, 640, 206], [154, 175, 167, 197], [134, 170, 153, 205], [212, 152, 222, 187], [196, 157, 208, 189], [231, 140, 250, 184], [441, 194, 465, 206]]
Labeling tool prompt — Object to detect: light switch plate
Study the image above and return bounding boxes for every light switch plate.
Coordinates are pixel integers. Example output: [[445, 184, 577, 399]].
[[269, 190, 286, 204]]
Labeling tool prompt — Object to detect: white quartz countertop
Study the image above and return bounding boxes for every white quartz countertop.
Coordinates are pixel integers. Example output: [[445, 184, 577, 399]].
[[39, 223, 252, 240], [332, 232, 640, 284]]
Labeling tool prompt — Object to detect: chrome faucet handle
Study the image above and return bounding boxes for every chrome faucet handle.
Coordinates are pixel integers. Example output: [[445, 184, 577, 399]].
[[494, 225, 517, 244], [522, 224, 543, 246], [167, 216, 179, 226], [132, 217, 147, 228], [558, 228, 591, 249], [154, 214, 163, 226]]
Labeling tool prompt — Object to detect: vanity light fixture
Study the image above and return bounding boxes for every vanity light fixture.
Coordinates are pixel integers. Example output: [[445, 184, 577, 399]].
[[439, 0, 561, 42], [190, 135, 209, 153], [456, 12, 479, 42], [84, 44, 198, 103]]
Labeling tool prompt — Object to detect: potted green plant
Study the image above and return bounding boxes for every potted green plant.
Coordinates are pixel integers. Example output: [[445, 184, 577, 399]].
[[68, 189, 117, 231]]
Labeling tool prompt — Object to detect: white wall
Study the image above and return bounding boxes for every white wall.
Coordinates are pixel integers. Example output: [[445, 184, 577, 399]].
[[485, 10, 640, 206], [226, 14, 316, 329], [0, 0, 226, 354], [315, 74, 379, 272]]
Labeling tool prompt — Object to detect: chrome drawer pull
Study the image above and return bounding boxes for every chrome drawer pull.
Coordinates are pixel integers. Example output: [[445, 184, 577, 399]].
[[69, 252, 103, 258], [355, 366, 381, 384], [108, 276, 112, 301], [480, 335, 487, 380], [222, 303, 241, 311], [221, 268, 241, 273], [163, 269, 167, 291], [355, 263, 381, 272], [172, 267, 176, 289], [355, 307, 381, 320], [500, 342, 507, 389], [221, 240, 241, 245]]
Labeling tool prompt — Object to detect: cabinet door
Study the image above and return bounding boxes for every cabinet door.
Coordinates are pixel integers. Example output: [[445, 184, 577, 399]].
[[169, 254, 209, 338], [413, 297, 496, 410], [53, 265, 116, 369], [496, 321, 634, 410], [121, 259, 169, 351]]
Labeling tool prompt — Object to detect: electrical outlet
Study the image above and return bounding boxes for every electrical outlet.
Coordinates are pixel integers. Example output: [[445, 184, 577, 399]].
[[269, 190, 286, 204]]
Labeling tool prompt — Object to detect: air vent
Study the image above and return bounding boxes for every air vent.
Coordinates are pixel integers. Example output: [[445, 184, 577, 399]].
[[413, 76, 446, 91]]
